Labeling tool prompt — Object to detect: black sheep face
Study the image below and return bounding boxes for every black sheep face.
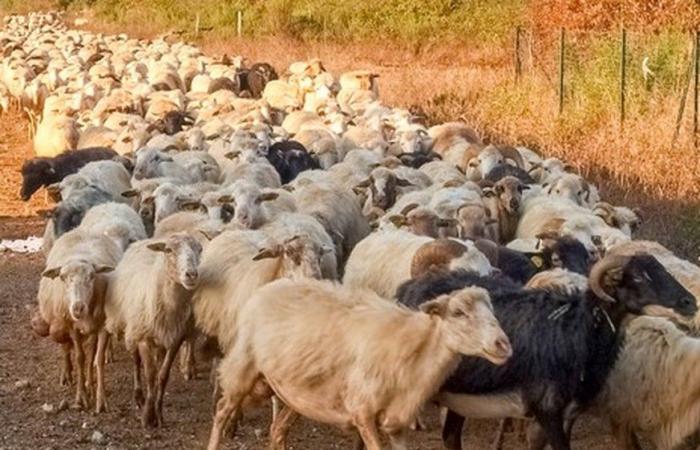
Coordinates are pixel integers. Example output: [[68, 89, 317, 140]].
[[543, 236, 591, 275], [53, 205, 85, 237], [20, 159, 54, 200], [614, 254, 697, 318]]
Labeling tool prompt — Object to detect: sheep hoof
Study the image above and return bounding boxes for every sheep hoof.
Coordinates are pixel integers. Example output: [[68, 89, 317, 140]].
[[133, 388, 145, 409], [59, 370, 73, 386], [141, 403, 158, 428]]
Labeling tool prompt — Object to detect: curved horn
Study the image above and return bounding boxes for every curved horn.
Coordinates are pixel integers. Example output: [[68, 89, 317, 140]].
[[400, 203, 420, 216], [588, 254, 632, 303], [410, 239, 467, 279], [498, 146, 525, 169]]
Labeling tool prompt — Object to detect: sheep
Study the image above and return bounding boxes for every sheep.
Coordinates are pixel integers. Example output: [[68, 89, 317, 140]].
[[383, 204, 456, 238], [607, 240, 700, 326], [265, 140, 320, 184], [419, 160, 466, 186], [595, 316, 700, 450], [343, 230, 492, 299], [481, 176, 528, 244], [45, 185, 114, 247], [260, 212, 339, 280], [103, 232, 203, 427], [33, 113, 80, 157], [396, 253, 698, 450], [132, 148, 197, 183], [543, 173, 599, 207], [473, 234, 591, 285], [353, 166, 414, 215], [52, 160, 132, 202], [484, 163, 535, 185], [517, 196, 629, 253], [292, 182, 371, 272], [207, 278, 511, 450], [591, 202, 641, 237], [35, 228, 123, 411], [78, 202, 147, 248], [220, 159, 282, 188], [524, 268, 589, 295], [147, 181, 218, 225], [215, 180, 296, 229], [19, 147, 117, 200], [240, 62, 278, 98]]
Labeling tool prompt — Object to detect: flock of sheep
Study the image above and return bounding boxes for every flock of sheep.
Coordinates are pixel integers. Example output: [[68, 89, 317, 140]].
[[3, 10, 700, 450]]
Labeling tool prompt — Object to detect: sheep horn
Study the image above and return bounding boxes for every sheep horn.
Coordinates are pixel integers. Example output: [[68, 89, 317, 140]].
[[400, 203, 420, 216], [588, 254, 632, 303], [410, 239, 467, 279], [498, 146, 525, 169]]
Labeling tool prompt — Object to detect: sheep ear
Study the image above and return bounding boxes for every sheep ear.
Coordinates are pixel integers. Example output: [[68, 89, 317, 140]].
[[482, 188, 496, 198], [442, 179, 463, 188], [47, 166, 56, 174], [142, 196, 155, 205], [563, 164, 576, 172], [94, 265, 114, 274], [42, 267, 61, 279], [387, 215, 407, 227], [282, 185, 294, 192], [180, 200, 202, 211], [400, 203, 420, 216], [258, 192, 279, 202], [146, 242, 168, 252], [320, 245, 334, 255], [224, 150, 240, 160], [355, 178, 371, 189], [36, 208, 55, 219], [197, 229, 216, 241], [217, 194, 235, 204], [395, 178, 413, 187], [437, 218, 457, 228], [252, 246, 281, 261], [420, 296, 448, 317], [121, 189, 139, 198]]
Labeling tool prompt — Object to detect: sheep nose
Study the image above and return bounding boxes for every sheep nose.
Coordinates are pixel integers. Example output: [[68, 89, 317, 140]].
[[71, 302, 87, 319], [495, 335, 512, 358], [185, 269, 197, 280], [509, 199, 519, 210], [680, 296, 697, 312]]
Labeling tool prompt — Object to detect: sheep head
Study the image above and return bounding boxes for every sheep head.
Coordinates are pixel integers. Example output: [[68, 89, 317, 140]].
[[588, 253, 697, 320], [421, 287, 511, 365], [252, 235, 328, 280], [146, 232, 202, 291], [42, 260, 113, 321]]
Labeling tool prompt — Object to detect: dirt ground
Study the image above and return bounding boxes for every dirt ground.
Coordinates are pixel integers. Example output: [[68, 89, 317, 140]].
[[0, 214, 618, 449]]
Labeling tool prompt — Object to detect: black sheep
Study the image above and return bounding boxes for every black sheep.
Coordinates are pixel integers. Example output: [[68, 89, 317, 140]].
[[51, 185, 114, 237], [396, 254, 697, 450], [207, 76, 239, 94], [485, 163, 535, 184], [19, 147, 117, 201], [265, 140, 320, 184], [397, 151, 442, 168], [239, 62, 278, 98]]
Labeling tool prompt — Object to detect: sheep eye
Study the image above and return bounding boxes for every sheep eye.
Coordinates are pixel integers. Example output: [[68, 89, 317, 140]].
[[453, 310, 467, 318]]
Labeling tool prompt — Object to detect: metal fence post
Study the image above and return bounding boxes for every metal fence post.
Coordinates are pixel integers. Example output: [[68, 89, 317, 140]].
[[237, 10, 242, 37], [515, 26, 522, 83], [195, 13, 200, 38], [558, 28, 565, 115], [694, 30, 699, 147], [620, 27, 627, 129]]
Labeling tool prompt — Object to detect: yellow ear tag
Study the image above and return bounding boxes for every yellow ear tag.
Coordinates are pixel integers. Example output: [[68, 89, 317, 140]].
[[530, 255, 544, 269]]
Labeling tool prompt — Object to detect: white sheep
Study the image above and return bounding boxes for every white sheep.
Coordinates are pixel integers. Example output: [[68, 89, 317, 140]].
[[343, 230, 492, 299], [103, 232, 203, 427], [596, 316, 700, 450], [207, 278, 511, 450]]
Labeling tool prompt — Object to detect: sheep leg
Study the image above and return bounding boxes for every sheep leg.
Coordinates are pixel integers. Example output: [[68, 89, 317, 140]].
[[139, 342, 158, 428], [179, 335, 197, 381], [85, 334, 97, 398], [208, 396, 241, 450], [491, 419, 508, 450], [442, 410, 465, 450], [132, 348, 145, 408], [533, 412, 570, 450], [70, 331, 89, 409], [269, 403, 298, 450], [154, 337, 185, 426], [59, 343, 73, 386], [95, 330, 109, 413], [354, 414, 383, 450]]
